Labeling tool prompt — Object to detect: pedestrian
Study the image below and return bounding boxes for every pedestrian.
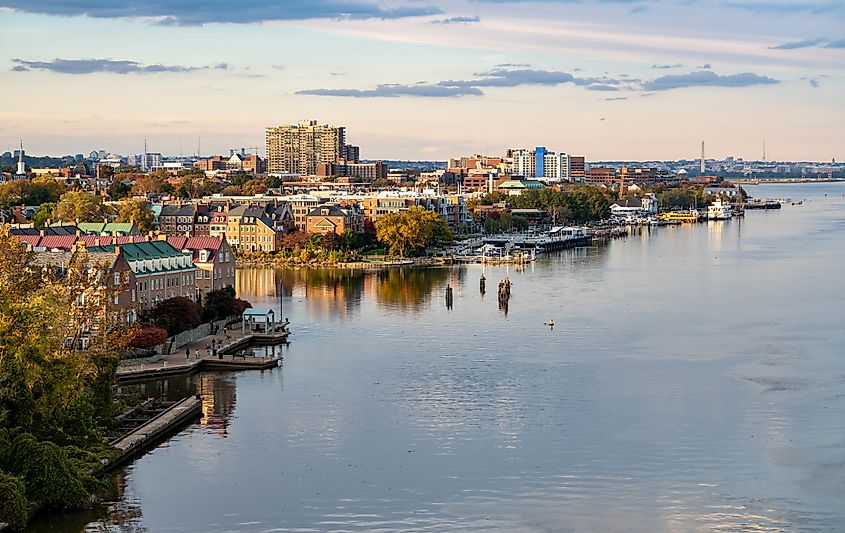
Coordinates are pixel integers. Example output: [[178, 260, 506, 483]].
[[195, 349, 200, 361], [185, 347, 190, 361]]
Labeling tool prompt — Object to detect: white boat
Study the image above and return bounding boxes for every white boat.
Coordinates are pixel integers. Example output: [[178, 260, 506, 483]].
[[708, 199, 733, 220]]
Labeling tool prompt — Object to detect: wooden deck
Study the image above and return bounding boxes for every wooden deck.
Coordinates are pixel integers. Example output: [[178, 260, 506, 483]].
[[104, 395, 203, 471]]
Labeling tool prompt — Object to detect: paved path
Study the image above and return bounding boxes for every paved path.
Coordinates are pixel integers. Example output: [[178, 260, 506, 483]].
[[119, 324, 286, 377]]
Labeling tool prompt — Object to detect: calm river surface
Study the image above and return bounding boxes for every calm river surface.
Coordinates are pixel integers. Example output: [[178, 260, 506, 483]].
[[34, 183, 845, 532]]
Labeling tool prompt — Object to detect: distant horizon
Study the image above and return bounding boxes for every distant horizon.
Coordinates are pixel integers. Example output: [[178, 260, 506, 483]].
[[2, 1, 843, 163], [2, 144, 840, 166]]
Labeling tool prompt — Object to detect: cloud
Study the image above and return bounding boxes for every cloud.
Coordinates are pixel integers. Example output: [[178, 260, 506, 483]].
[[271, 64, 286, 71], [642, 70, 779, 91], [723, 1, 845, 15], [652, 63, 683, 69], [699, 64, 712, 69], [0, 0, 442, 25], [825, 38, 845, 48], [10, 58, 229, 74], [809, 79, 820, 88], [431, 15, 479, 24], [769, 37, 827, 49], [297, 84, 482, 98], [494, 63, 531, 68], [298, 67, 779, 98], [603, 97, 628, 101]]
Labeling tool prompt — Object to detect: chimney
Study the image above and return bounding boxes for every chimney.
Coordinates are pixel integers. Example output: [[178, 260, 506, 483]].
[[95, 237, 101, 246], [39, 228, 45, 237], [158, 234, 167, 242], [114, 245, 122, 256], [76, 229, 81, 236]]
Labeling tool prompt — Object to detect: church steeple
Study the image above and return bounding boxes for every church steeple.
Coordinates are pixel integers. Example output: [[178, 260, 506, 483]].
[[16, 140, 26, 175]]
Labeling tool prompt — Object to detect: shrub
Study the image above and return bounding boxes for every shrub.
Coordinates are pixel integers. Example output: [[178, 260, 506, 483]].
[[128, 325, 168, 349], [0, 470, 29, 528], [233, 298, 252, 316]]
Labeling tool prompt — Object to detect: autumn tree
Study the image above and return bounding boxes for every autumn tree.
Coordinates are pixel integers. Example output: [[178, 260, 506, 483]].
[[0, 177, 65, 209], [150, 297, 202, 335], [131, 172, 170, 195], [0, 229, 132, 526], [375, 206, 452, 257], [52, 191, 113, 223], [115, 199, 155, 232]]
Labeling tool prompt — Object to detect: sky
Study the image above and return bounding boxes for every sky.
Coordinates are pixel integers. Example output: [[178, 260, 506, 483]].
[[0, 0, 843, 161]]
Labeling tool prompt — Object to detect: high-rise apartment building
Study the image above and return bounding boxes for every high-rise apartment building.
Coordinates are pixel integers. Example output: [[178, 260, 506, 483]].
[[512, 147, 571, 182], [266, 120, 346, 175]]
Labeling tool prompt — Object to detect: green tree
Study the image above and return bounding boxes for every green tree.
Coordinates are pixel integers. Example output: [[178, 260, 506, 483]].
[[202, 286, 237, 321], [32, 203, 56, 228], [0, 178, 66, 209], [0, 230, 132, 526], [107, 179, 132, 200], [375, 206, 452, 257], [52, 191, 113, 223], [115, 199, 154, 232]]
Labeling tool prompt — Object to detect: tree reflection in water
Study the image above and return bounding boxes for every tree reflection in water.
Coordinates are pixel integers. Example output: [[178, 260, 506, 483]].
[[373, 267, 450, 312]]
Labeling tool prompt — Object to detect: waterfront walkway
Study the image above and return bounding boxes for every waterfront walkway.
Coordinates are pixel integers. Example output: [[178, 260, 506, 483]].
[[117, 324, 288, 383]]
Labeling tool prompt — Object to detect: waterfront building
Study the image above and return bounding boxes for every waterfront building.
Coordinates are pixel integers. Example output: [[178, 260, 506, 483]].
[[266, 120, 346, 175], [84, 241, 197, 309], [30, 245, 139, 330], [165, 236, 235, 295], [305, 204, 365, 235]]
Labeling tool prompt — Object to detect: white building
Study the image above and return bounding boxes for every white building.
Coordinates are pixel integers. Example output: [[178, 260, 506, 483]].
[[140, 152, 162, 171], [511, 147, 571, 182]]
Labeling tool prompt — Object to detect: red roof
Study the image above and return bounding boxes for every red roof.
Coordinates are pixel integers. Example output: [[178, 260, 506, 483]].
[[166, 236, 223, 263], [38, 235, 80, 250]]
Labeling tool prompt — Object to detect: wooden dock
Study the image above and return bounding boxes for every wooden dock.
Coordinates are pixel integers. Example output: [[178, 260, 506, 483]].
[[103, 395, 203, 472]]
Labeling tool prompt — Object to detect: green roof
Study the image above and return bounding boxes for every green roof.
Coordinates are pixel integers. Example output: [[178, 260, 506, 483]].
[[499, 180, 545, 189], [86, 241, 187, 261]]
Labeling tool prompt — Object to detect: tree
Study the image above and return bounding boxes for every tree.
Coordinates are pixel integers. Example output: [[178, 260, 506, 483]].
[[202, 286, 237, 321], [107, 180, 132, 200], [0, 229, 132, 526], [128, 325, 168, 349], [220, 185, 242, 196], [131, 173, 169, 195], [149, 297, 202, 336], [115, 199, 154, 232], [52, 191, 113, 223], [375, 206, 453, 257], [32, 203, 56, 228], [0, 178, 65, 209]]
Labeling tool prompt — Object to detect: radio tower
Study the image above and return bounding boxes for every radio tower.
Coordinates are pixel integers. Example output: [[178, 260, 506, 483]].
[[762, 139, 767, 162], [700, 141, 705, 174]]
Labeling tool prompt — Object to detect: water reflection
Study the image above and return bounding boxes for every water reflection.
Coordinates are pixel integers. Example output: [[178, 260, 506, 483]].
[[373, 267, 451, 312]]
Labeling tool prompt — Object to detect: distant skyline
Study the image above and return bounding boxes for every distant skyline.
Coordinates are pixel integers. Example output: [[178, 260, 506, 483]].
[[1, 0, 843, 161]]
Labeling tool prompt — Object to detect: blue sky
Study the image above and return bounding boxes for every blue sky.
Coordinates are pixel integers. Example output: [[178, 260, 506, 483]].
[[0, 0, 842, 161]]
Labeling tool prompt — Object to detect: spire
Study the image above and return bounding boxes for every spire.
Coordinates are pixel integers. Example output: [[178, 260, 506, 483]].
[[16, 139, 25, 175]]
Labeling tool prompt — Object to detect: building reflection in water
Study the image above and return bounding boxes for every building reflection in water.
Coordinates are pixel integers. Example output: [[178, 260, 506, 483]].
[[197, 372, 238, 436]]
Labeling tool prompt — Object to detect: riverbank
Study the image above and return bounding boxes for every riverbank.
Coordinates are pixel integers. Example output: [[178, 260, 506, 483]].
[[236, 255, 443, 270]]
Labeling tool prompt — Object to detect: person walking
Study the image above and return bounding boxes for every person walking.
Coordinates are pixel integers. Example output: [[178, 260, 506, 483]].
[[185, 346, 190, 361], [195, 349, 200, 361]]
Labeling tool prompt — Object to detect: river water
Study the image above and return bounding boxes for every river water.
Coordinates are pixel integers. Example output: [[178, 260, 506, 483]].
[[32, 183, 845, 532]]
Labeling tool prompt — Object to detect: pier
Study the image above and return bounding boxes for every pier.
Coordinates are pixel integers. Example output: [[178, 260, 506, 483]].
[[103, 395, 203, 472], [117, 325, 289, 384]]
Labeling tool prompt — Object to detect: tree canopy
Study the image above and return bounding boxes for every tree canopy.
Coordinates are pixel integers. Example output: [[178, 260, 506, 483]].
[[375, 207, 453, 257], [0, 229, 131, 527], [115, 199, 154, 233], [52, 191, 113, 223]]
